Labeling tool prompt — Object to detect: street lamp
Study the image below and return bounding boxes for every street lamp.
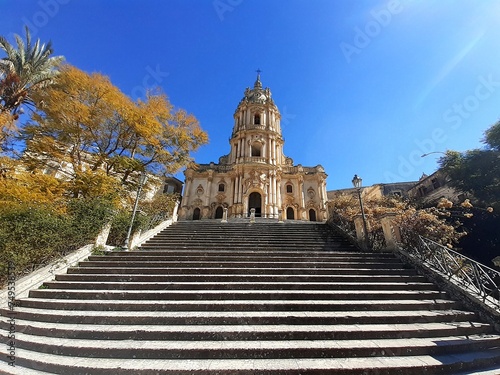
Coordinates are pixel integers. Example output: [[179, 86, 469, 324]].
[[124, 171, 148, 251], [352, 174, 370, 250]]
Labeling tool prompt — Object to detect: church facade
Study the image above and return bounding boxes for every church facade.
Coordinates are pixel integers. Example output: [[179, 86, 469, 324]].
[[179, 74, 328, 221]]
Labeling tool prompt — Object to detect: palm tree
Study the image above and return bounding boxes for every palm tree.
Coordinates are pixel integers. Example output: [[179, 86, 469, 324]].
[[0, 26, 64, 117]]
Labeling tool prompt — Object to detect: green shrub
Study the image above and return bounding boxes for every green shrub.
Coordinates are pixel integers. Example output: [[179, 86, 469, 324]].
[[0, 197, 115, 285], [0, 204, 68, 283], [106, 209, 148, 247]]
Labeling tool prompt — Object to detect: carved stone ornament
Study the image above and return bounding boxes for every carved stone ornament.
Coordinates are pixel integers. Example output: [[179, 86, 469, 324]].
[[307, 188, 315, 199], [306, 200, 317, 209], [244, 170, 268, 193], [196, 185, 204, 196]]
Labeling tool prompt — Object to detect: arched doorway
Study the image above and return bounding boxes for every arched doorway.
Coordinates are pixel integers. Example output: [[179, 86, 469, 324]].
[[286, 207, 295, 220], [193, 207, 201, 220], [309, 209, 317, 222], [215, 206, 223, 219], [248, 192, 262, 217]]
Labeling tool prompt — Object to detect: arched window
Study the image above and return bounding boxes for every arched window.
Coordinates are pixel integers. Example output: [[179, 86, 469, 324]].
[[254, 114, 260, 125], [251, 143, 262, 157], [218, 183, 225, 192], [286, 184, 293, 194]]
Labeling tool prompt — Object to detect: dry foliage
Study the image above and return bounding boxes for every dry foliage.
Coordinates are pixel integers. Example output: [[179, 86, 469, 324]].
[[328, 193, 465, 249]]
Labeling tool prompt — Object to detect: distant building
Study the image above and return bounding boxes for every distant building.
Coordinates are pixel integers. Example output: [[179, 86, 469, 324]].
[[162, 177, 183, 195], [407, 170, 464, 206], [327, 170, 465, 207], [327, 182, 417, 201], [179, 73, 328, 221]]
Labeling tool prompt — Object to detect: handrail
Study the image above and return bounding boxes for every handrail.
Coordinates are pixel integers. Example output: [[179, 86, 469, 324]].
[[399, 235, 500, 310]]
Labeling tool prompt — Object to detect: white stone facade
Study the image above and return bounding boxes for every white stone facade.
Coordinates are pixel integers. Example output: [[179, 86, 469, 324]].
[[179, 74, 328, 221]]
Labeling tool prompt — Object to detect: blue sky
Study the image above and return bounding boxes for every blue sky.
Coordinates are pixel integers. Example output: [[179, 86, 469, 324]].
[[1, 0, 500, 189]]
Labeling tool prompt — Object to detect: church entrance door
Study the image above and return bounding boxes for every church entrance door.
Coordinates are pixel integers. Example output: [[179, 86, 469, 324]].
[[309, 209, 317, 222], [215, 206, 223, 219], [286, 207, 294, 220], [248, 192, 262, 217], [193, 208, 201, 220]]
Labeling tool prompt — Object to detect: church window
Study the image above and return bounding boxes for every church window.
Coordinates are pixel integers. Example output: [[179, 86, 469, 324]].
[[163, 184, 175, 194], [254, 114, 260, 125], [218, 183, 225, 192], [286, 184, 293, 194], [252, 143, 262, 157]]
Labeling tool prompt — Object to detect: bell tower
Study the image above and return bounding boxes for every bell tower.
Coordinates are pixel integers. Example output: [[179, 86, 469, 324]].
[[180, 72, 328, 221], [229, 72, 284, 166]]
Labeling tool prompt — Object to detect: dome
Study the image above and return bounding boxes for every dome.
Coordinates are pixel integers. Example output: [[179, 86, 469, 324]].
[[240, 72, 273, 105]]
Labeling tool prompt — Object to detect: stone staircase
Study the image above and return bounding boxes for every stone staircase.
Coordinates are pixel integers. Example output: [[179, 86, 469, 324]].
[[1, 219, 500, 374]]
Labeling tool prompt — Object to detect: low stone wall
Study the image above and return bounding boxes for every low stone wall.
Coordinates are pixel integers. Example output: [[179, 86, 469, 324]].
[[0, 217, 177, 309]]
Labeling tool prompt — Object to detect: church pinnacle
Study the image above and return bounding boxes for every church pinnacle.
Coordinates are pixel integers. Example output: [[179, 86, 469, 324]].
[[254, 68, 262, 89]]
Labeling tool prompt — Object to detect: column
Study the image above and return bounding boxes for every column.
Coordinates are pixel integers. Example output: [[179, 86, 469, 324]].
[[232, 178, 237, 204], [237, 174, 243, 203], [271, 139, 276, 164], [184, 177, 192, 203], [234, 175, 240, 203], [276, 178, 282, 211], [205, 182, 212, 206], [380, 213, 401, 252], [319, 179, 325, 208]]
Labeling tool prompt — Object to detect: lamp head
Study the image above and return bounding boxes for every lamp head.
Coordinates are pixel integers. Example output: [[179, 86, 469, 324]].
[[139, 171, 148, 185], [352, 174, 362, 189]]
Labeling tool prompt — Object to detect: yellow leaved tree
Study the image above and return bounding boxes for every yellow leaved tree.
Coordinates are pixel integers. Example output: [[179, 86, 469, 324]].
[[23, 65, 208, 196]]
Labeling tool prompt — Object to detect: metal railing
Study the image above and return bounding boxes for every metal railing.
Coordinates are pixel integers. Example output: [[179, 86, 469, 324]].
[[145, 211, 171, 231], [400, 235, 500, 310]]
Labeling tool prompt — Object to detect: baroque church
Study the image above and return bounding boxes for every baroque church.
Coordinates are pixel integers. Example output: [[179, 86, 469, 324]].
[[178, 73, 328, 221]]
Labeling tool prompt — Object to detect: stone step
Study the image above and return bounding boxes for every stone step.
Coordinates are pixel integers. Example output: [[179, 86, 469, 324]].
[[143, 241, 349, 247], [76, 260, 407, 269], [143, 235, 344, 240], [2, 346, 500, 375], [139, 245, 354, 252], [27, 289, 448, 301], [102, 248, 390, 263], [2, 320, 491, 341], [1, 308, 476, 325], [5, 220, 500, 374], [42, 281, 438, 291], [4, 332, 500, 360], [93, 253, 401, 261], [15, 298, 461, 311], [54, 273, 428, 283], [65, 266, 418, 275]]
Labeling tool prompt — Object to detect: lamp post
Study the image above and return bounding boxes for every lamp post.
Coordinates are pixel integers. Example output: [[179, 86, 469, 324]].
[[124, 171, 148, 251], [352, 174, 370, 249]]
